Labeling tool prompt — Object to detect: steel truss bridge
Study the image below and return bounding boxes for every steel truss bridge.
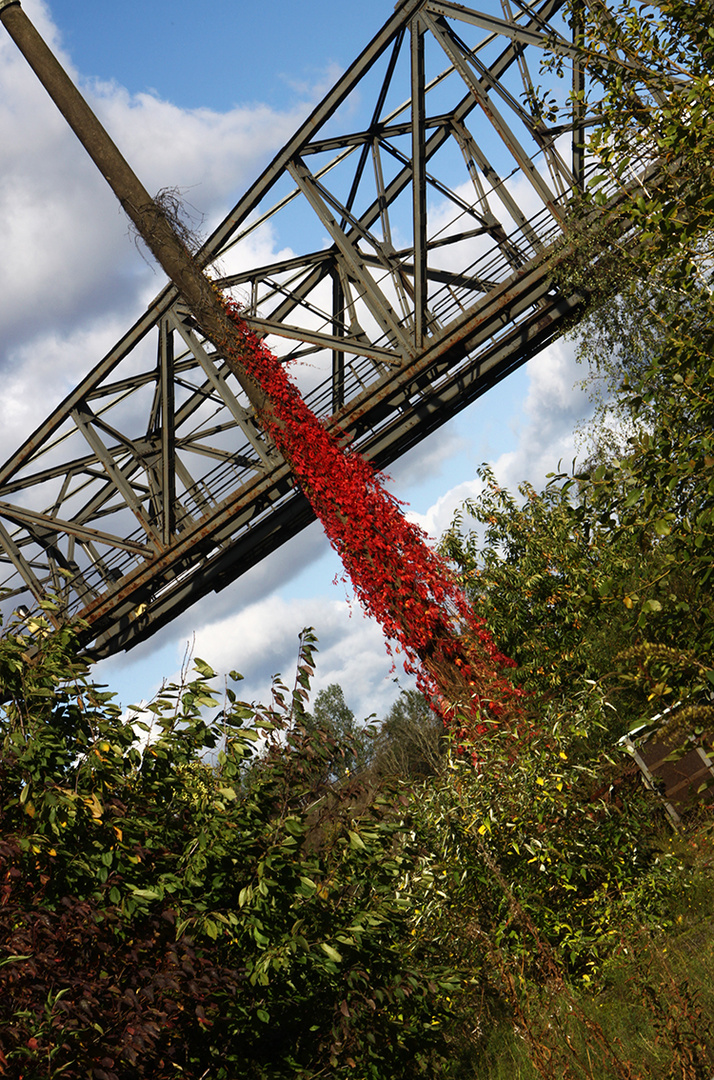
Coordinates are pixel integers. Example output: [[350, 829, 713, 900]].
[[0, 0, 663, 656]]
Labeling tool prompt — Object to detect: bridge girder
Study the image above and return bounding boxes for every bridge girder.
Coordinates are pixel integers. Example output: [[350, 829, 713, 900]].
[[0, 0, 662, 655]]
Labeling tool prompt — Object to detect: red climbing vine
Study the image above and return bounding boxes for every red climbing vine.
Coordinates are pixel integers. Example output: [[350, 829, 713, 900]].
[[221, 298, 522, 735]]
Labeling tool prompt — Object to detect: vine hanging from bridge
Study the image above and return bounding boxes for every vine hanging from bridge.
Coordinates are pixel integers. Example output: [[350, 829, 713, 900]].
[[221, 298, 521, 738]]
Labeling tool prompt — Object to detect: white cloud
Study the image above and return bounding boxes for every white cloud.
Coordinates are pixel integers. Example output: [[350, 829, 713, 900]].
[[278, 61, 345, 107], [0, 313, 141, 464], [91, 80, 306, 216], [492, 338, 592, 492], [0, 22, 133, 353], [110, 590, 402, 727], [190, 593, 396, 721], [96, 523, 330, 673], [402, 338, 594, 552], [386, 424, 468, 490], [406, 478, 484, 541]]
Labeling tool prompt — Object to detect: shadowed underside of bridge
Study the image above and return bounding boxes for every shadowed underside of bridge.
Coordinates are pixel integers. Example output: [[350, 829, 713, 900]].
[[0, 0, 661, 656]]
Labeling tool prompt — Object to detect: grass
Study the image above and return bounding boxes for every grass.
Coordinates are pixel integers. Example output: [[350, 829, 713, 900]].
[[457, 819, 714, 1079]]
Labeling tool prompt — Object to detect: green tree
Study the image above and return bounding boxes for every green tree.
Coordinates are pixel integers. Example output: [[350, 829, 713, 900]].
[[0, 621, 458, 1079], [372, 690, 444, 779], [304, 682, 371, 781], [440, 468, 642, 731]]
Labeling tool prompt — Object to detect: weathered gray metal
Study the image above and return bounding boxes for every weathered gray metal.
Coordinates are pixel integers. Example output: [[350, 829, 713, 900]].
[[0, 0, 661, 656]]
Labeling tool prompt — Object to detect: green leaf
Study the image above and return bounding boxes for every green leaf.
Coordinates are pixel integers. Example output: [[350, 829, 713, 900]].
[[193, 658, 217, 678], [130, 887, 162, 901], [193, 695, 220, 709], [0, 955, 32, 968], [320, 942, 343, 963]]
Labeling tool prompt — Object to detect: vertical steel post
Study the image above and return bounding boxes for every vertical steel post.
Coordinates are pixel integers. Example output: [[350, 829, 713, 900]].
[[410, 13, 427, 349], [158, 319, 176, 545], [331, 271, 346, 412]]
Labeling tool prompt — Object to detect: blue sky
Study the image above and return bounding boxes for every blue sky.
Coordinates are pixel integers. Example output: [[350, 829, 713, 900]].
[[49, 0, 392, 110], [0, 0, 595, 720]]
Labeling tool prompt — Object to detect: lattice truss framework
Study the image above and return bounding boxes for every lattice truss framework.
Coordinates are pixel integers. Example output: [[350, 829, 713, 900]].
[[0, 0, 662, 655]]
